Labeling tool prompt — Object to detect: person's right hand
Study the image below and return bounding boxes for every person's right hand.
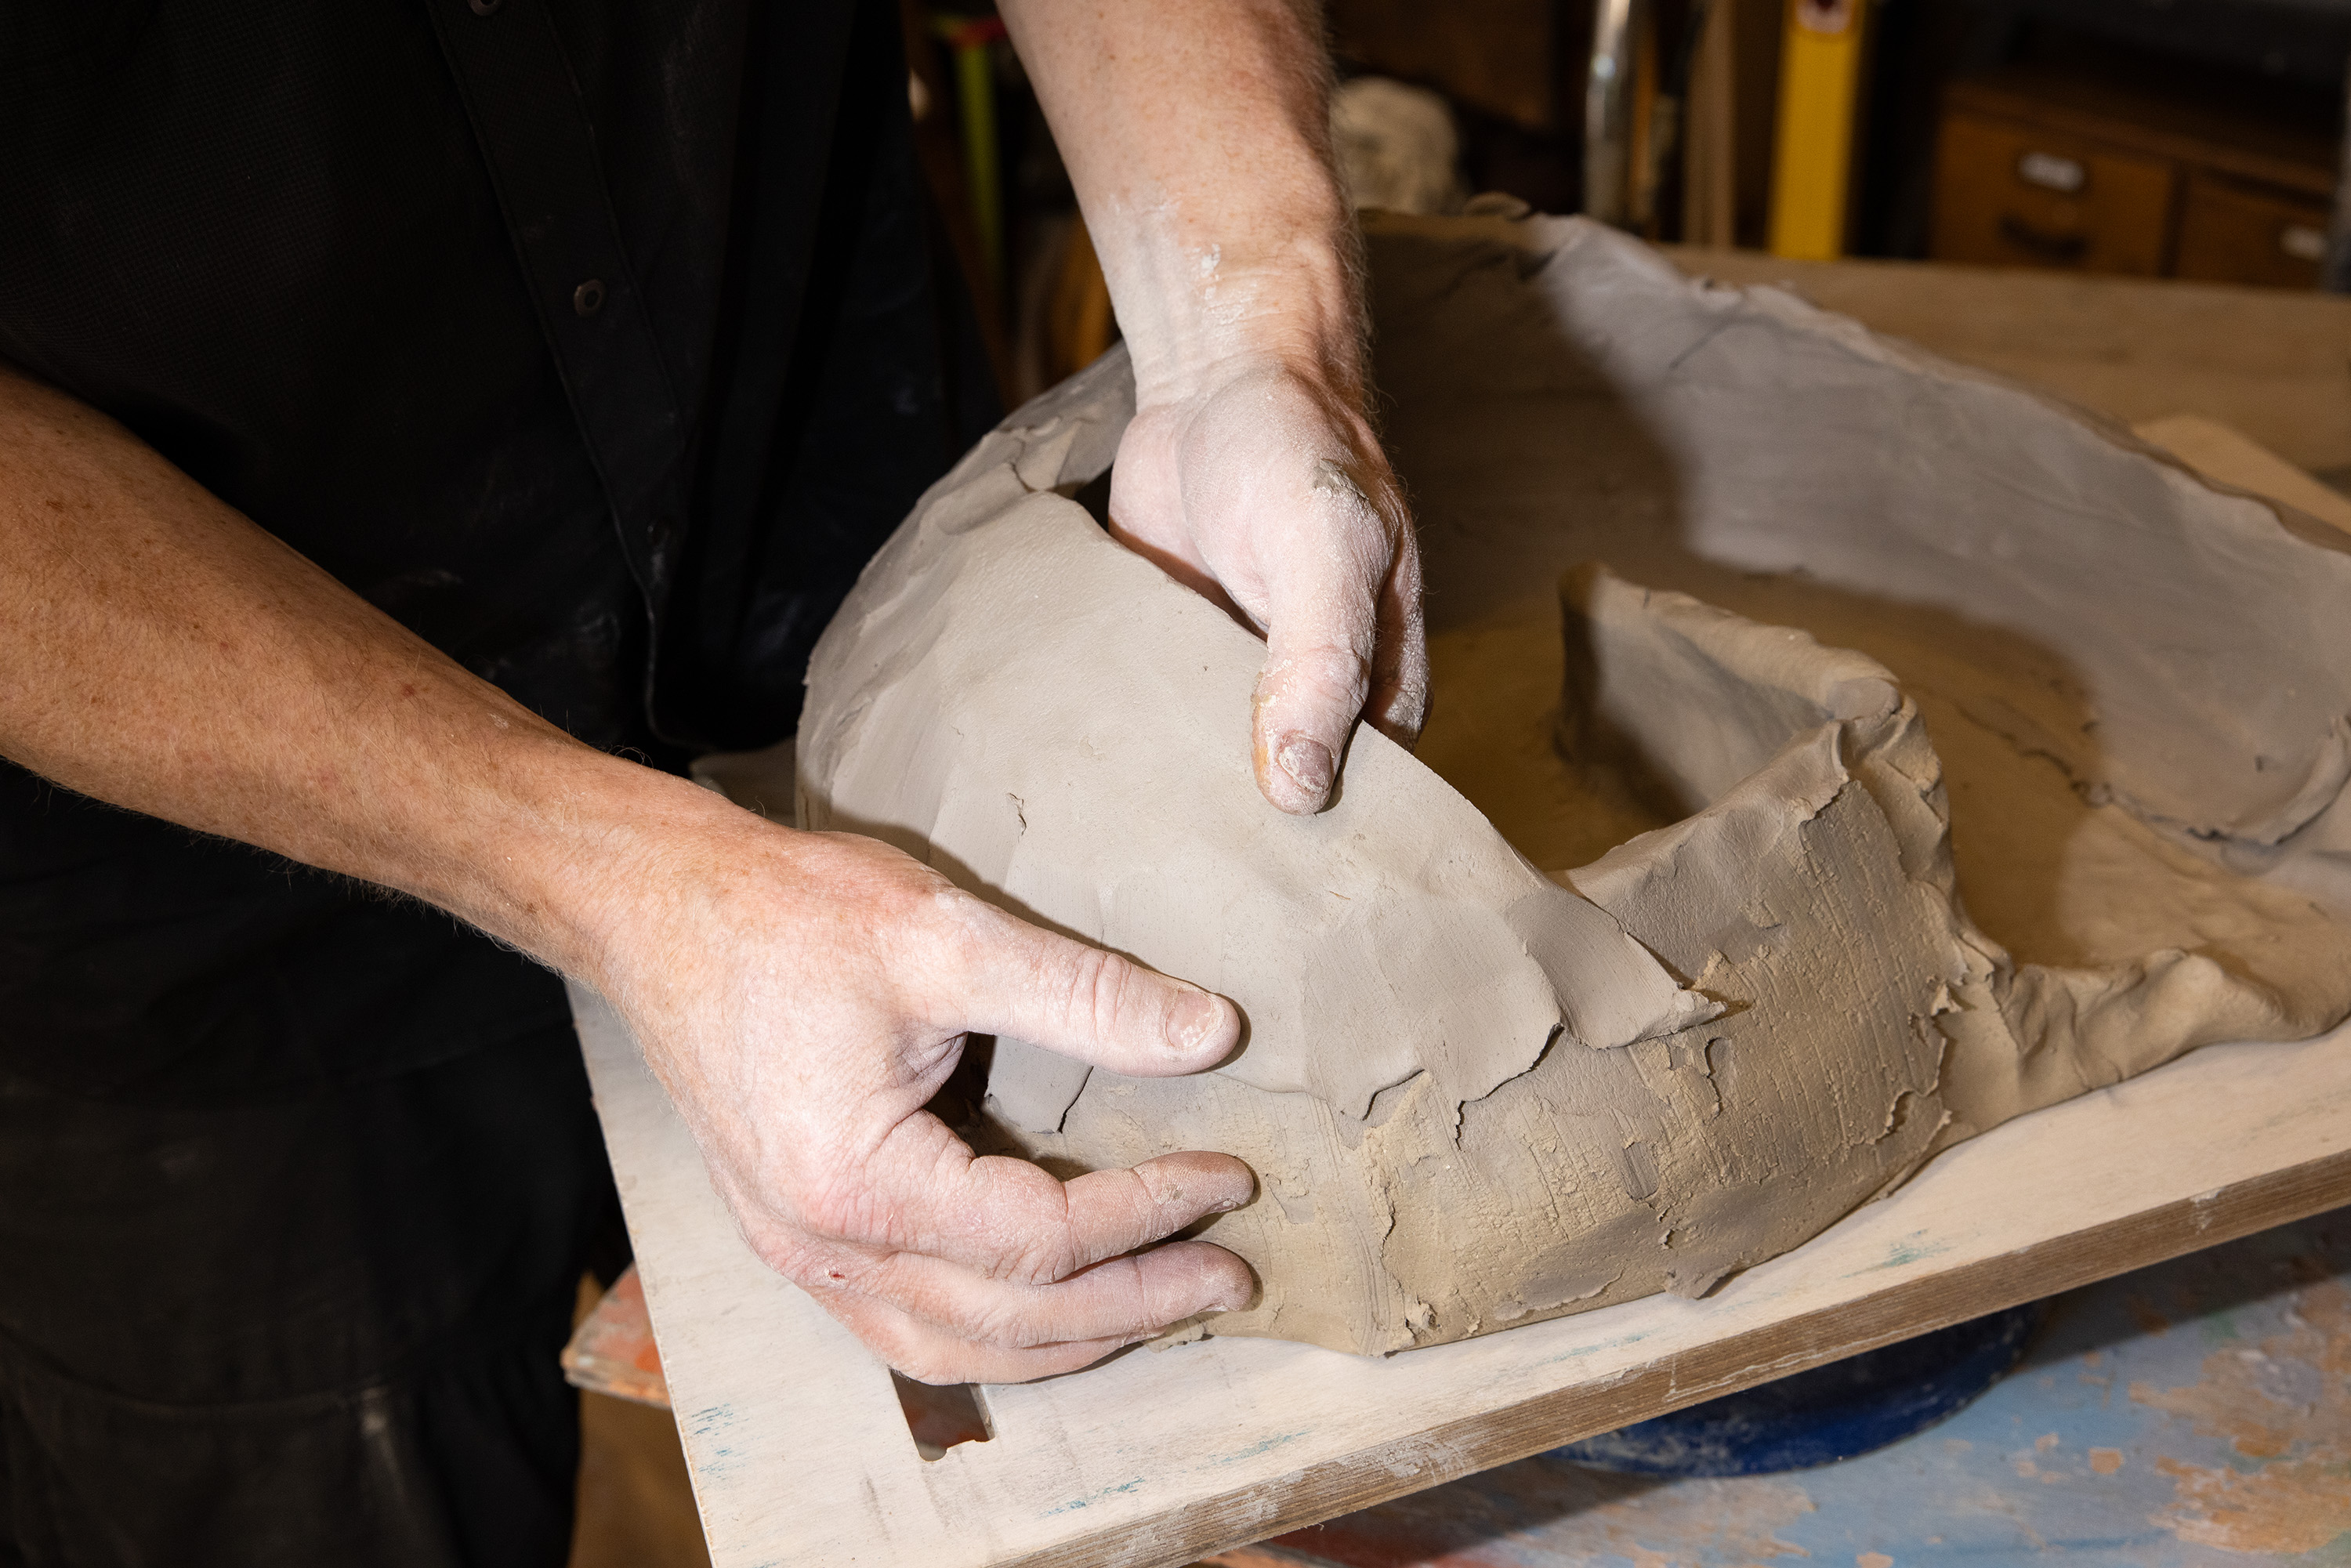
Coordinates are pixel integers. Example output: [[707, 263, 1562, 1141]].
[[585, 807, 1258, 1384]]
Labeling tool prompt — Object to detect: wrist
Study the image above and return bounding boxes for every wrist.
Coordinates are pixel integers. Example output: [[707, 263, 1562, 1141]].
[[389, 726, 747, 995], [1110, 226, 1366, 413], [518, 758, 760, 998]]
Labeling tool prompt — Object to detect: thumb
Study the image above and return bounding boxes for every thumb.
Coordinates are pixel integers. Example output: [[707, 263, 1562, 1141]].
[[1252, 458, 1387, 814], [945, 900, 1241, 1077]]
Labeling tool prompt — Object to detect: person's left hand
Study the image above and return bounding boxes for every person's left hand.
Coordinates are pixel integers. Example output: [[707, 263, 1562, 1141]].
[[1109, 356, 1427, 815]]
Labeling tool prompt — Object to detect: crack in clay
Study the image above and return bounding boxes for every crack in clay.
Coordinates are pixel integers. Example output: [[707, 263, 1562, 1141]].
[[798, 215, 2351, 1356], [1452, 1024, 1566, 1145]]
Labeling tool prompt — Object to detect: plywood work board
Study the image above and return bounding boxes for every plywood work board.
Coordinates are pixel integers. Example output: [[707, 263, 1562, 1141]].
[[573, 987, 2351, 1568], [574, 292, 2351, 1564]]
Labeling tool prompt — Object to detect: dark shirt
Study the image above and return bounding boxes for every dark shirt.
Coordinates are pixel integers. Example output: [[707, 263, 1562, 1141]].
[[0, 0, 959, 1098]]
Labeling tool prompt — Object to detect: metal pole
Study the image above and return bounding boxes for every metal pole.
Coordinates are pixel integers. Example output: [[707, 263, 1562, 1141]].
[[1586, 0, 1642, 226], [2326, 50, 2351, 292]]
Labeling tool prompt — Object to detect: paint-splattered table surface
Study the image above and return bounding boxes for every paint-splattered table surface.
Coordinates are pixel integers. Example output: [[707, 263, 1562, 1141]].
[[1209, 1207, 2351, 1567]]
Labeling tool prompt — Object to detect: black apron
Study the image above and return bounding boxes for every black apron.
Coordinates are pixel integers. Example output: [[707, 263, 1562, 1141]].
[[0, 0, 962, 1558]]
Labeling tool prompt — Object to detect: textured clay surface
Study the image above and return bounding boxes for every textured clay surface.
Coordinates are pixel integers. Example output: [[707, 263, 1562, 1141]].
[[797, 216, 2351, 1355]]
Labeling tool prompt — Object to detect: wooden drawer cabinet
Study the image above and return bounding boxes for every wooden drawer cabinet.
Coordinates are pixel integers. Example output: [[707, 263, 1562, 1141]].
[[1932, 110, 2175, 275], [2175, 171, 2331, 290], [1931, 65, 2337, 288]]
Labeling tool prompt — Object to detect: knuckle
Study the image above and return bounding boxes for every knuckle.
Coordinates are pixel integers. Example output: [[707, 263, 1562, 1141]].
[[1268, 643, 1374, 713], [836, 842, 957, 936], [890, 1338, 976, 1387], [955, 1295, 1041, 1351], [792, 1168, 889, 1249], [1124, 1159, 1184, 1216], [773, 1246, 868, 1296], [1085, 948, 1144, 1041], [743, 1210, 893, 1303], [744, 1229, 822, 1284], [1001, 1233, 1081, 1287], [887, 878, 968, 958], [985, 1187, 1082, 1284], [1038, 940, 1126, 1041], [919, 885, 1007, 992]]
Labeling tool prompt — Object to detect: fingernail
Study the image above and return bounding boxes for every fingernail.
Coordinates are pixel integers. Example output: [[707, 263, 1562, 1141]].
[[1167, 988, 1220, 1052], [1276, 736, 1333, 800]]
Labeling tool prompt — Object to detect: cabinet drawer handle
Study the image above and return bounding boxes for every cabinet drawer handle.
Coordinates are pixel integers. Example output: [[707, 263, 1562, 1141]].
[[1998, 215, 2089, 261], [2017, 150, 2087, 194], [2281, 224, 2327, 263]]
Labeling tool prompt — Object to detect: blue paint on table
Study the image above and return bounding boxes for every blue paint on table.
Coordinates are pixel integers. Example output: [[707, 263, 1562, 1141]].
[[1234, 1206, 2351, 1566], [1551, 1302, 2041, 1476]]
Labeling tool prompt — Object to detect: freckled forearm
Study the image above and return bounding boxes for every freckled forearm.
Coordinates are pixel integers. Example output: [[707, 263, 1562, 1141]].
[[998, 0, 1361, 404], [0, 360, 726, 980]]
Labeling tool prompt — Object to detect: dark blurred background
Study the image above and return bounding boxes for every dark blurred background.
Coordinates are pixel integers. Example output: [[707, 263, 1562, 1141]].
[[900, 0, 2351, 411]]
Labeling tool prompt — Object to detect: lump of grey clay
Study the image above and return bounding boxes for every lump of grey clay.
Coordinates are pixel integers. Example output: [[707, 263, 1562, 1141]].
[[796, 215, 2351, 1356]]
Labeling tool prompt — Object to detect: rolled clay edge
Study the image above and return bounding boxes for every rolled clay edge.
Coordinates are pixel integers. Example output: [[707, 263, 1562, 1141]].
[[1548, 564, 2351, 1157]]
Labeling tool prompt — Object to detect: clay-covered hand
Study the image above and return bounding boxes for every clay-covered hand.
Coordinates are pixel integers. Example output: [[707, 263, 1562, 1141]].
[[596, 817, 1257, 1384], [1110, 357, 1429, 814], [997, 0, 1424, 815]]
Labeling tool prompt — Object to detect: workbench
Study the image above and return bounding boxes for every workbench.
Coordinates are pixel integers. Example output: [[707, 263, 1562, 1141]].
[[1211, 1204, 2351, 1566], [571, 254, 2351, 1568]]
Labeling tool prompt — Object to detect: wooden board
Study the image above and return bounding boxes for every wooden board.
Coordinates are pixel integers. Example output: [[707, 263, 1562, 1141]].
[[563, 1264, 669, 1409], [2132, 414, 2351, 538], [575, 983, 2351, 1568]]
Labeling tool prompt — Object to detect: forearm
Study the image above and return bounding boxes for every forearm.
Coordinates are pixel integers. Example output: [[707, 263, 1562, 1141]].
[[1000, 0, 1359, 404], [0, 361, 721, 980]]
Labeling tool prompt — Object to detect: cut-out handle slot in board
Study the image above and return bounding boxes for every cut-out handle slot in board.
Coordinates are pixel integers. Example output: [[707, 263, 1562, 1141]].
[[893, 1373, 993, 1460]]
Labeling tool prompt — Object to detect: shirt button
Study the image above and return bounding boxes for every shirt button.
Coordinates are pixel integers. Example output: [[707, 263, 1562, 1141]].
[[573, 279, 606, 317]]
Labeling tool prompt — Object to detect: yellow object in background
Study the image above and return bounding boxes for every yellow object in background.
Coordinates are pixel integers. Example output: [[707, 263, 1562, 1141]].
[[1768, 0, 1868, 259], [933, 13, 1009, 292]]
